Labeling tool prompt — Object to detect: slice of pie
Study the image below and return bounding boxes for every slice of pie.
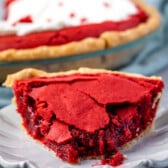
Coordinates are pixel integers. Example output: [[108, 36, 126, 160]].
[[0, 0, 160, 61], [4, 68, 164, 166]]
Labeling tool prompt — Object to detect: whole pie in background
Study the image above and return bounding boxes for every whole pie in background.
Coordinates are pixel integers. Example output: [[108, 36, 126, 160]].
[[0, 0, 160, 61]]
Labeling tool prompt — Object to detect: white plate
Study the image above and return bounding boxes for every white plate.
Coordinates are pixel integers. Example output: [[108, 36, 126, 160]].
[[0, 105, 168, 168]]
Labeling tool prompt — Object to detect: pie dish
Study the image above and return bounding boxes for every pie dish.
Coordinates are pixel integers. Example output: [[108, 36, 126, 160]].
[[0, 0, 160, 61], [4, 67, 164, 166]]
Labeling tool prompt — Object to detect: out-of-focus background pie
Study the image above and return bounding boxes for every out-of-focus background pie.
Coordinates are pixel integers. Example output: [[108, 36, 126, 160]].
[[0, 0, 160, 82]]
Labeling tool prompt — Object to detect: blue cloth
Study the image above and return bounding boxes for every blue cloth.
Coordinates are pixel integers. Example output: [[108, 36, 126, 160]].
[[121, 0, 168, 75], [0, 87, 13, 108]]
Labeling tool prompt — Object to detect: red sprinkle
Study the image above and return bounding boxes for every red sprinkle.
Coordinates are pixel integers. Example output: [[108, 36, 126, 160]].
[[80, 17, 87, 24], [103, 2, 111, 8], [5, 0, 16, 6], [12, 15, 33, 26], [58, 2, 63, 6], [46, 18, 52, 22], [69, 12, 76, 18]]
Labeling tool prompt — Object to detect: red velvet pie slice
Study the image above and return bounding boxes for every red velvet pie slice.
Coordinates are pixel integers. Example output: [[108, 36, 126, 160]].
[[4, 68, 164, 166], [0, 0, 160, 61]]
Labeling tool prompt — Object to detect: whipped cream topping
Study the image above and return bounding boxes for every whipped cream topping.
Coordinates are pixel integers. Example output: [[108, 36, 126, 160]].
[[0, 0, 138, 36]]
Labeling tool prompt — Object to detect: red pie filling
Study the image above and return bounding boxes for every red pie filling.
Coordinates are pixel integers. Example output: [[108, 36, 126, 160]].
[[0, 5, 148, 51], [13, 73, 163, 165]]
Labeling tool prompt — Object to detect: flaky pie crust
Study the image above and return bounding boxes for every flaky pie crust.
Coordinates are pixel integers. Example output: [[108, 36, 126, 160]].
[[0, 0, 160, 61], [4, 67, 162, 87]]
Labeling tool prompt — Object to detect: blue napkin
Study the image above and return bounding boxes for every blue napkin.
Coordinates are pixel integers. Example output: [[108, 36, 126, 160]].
[[0, 87, 13, 108], [121, 0, 168, 75]]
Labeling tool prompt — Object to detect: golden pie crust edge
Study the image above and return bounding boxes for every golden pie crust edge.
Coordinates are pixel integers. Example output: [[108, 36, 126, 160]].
[[3, 67, 162, 87], [0, 0, 160, 61]]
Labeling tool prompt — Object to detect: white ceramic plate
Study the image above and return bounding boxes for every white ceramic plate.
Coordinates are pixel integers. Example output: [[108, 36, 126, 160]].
[[0, 105, 168, 168]]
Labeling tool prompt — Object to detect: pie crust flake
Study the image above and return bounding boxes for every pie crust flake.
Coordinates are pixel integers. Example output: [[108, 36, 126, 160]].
[[0, 0, 160, 61], [4, 67, 164, 166]]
